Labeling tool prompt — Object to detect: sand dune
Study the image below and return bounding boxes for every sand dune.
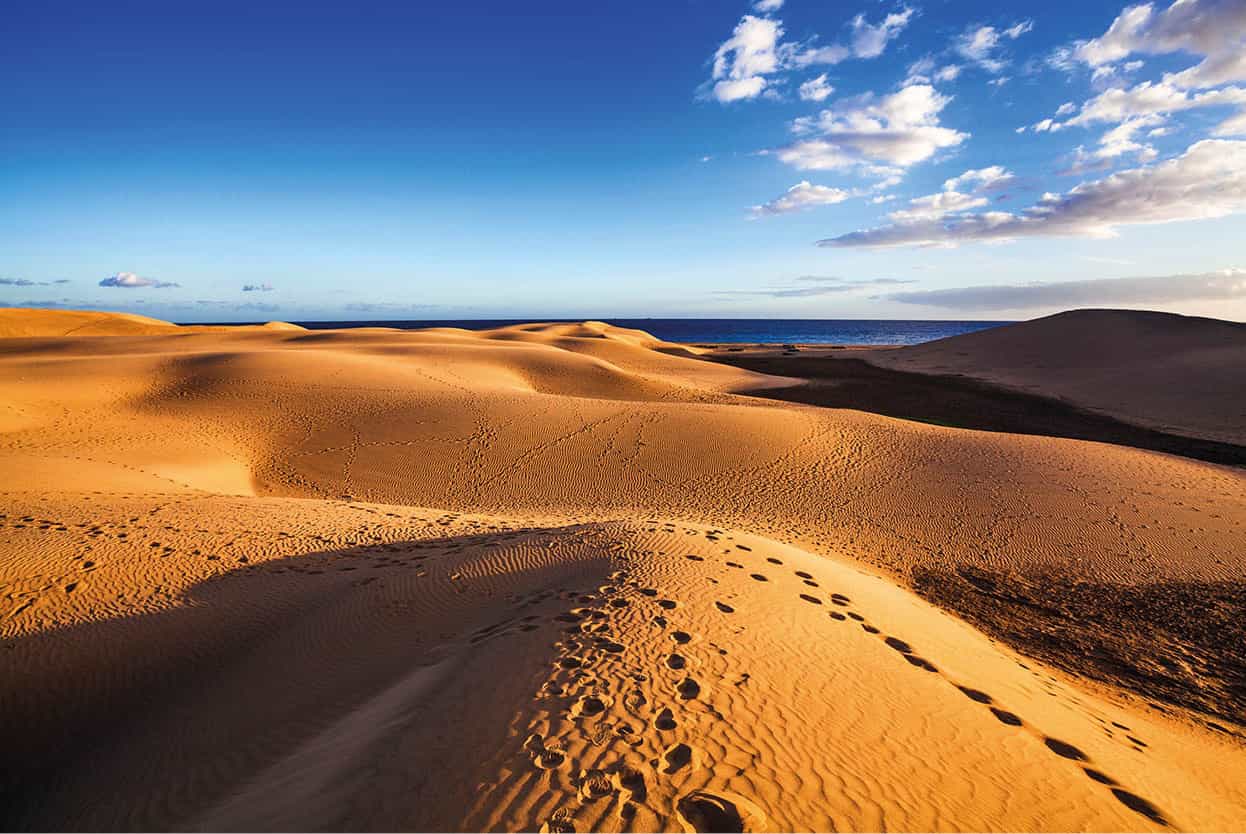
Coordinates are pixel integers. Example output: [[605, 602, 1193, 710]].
[[851, 309, 1246, 445], [2, 310, 1245, 831]]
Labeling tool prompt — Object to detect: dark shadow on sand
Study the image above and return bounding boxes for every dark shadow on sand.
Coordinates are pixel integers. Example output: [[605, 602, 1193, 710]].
[[708, 354, 1246, 467]]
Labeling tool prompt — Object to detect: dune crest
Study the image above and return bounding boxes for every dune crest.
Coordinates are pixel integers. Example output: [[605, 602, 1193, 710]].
[[852, 309, 1246, 445]]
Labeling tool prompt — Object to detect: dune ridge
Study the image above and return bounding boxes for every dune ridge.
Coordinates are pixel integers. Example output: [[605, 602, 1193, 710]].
[[850, 309, 1246, 446], [2, 309, 1245, 831]]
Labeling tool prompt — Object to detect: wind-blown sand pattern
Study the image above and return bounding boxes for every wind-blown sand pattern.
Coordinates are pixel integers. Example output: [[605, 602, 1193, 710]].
[[2, 309, 1245, 831]]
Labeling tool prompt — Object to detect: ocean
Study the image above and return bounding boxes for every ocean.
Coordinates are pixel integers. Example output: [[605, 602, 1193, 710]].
[[280, 319, 1013, 346]]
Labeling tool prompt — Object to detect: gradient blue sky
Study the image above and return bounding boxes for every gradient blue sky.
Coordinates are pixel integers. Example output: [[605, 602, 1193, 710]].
[[2, 0, 1243, 321]]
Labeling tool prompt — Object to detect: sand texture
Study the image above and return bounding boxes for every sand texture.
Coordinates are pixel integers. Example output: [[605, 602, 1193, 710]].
[[2, 310, 1245, 831], [849, 309, 1246, 446]]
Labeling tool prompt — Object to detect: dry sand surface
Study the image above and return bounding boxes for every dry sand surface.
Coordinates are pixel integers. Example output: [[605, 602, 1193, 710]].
[[849, 309, 1246, 446], [2, 308, 1245, 832]]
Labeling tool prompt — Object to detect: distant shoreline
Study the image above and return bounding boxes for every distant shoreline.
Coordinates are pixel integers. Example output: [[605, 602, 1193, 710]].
[[179, 317, 1015, 346]]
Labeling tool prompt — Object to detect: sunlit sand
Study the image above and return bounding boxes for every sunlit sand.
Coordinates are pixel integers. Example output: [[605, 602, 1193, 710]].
[[2, 308, 1244, 831]]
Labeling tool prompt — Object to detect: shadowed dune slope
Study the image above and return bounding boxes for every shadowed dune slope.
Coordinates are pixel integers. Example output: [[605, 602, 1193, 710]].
[[4, 495, 1244, 831], [2, 310, 1246, 831], [851, 309, 1246, 445]]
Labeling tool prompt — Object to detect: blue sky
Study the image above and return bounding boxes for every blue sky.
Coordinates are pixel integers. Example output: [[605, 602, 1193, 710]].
[[2, 0, 1243, 321]]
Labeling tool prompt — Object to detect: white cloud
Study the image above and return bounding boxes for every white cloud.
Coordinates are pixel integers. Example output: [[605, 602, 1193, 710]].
[[712, 76, 769, 103], [943, 165, 1015, 192], [1074, 0, 1246, 88], [887, 268, 1246, 309], [752, 181, 857, 216], [905, 57, 963, 85], [798, 73, 834, 102], [1044, 80, 1246, 139], [956, 20, 1033, 73], [705, 7, 914, 103], [888, 190, 989, 222], [818, 139, 1246, 247], [99, 272, 180, 289], [779, 84, 968, 172], [850, 8, 915, 59], [1056, 101, 1077, 116], [709, 15, 783, 102]]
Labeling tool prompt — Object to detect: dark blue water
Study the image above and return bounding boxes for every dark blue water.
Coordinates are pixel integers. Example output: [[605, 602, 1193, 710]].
[[279, 318, 1012, 346]]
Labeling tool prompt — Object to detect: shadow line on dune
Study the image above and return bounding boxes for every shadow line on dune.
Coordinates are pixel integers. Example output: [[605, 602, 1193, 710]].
[[710, 355, 1246, 467], [0, 525, 613, 832]]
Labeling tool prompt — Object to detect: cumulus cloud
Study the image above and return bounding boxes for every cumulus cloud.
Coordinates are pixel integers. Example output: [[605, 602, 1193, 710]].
[[888, 190, 988, 223], [705, 8, 914, 102], [886, 268, 1246, 309], [708, 15, 784, 102], [242, 283, 275, 292], [753, 181, 856, 216], [99, 272, 180, 289], [1074, 0, 1246, 88], [943, 165, 1016, 192], [1060, 81, 1246, 128], [818, 139, 1246, 248], [798, 73, 834, 102], [778, 84, 968, 173], [956, 20, 1033, 73]]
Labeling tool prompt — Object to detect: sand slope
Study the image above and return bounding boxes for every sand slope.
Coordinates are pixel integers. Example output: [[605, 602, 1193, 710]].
[[2, 311, 1245, 831], [851, 310, 1246, 445]]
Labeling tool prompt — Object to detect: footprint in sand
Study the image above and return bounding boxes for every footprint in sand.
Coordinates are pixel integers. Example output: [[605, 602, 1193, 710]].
[[677, 677, 701, 700], [766, 557, 782, 565], [663, 742, 693, 773], [1113, 790, 1169, 826], [991, 708, 1023, 726], [799, 593, 822, 605], [903, 654, 938, 673], [750, 573, 768, 582], [658, 599, 678, 610], [956, 685, 992, 704], [676, 791, 765, 833], [666, 653, 687, 670], [655, 707, 677, 730], [571, 695, 610, 718], [1044, 737, 1089, 761], [671, 631, 693, 644], [715, 601, 735, 613]]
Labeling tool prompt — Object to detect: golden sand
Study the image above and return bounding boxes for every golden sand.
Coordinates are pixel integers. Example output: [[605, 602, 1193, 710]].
[[2, 308, 1244, 831]]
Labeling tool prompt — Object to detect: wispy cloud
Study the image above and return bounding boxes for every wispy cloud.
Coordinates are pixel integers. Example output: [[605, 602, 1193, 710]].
[[886, 268, 1246, 309], [242, 283, 275, 292], [717, 275, 915, 299], [752, 181, 856, 216], [1, 277, 68, 287], [818, 139, 1246, 248], [955, 19, 1033, 74]]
